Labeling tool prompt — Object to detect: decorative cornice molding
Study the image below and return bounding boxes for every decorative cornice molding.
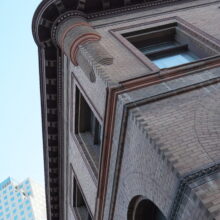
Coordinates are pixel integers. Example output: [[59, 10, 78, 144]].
[[87, 0, 185, 19], [170, 162, 220, 219], [33, 0, 192, 46], [51, 11, 87, 45]]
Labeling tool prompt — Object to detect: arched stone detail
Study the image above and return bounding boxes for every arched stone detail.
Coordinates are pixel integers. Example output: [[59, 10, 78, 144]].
[[127, 195, 167, 220], [56, 16, 113, 82], [127, 195, 141, 220]]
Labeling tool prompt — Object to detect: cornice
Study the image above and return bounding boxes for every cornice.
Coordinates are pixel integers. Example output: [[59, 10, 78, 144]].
[[87, 0, 185, 19], [51, 11, 87, 45], [170, 162, 220, 219], [32, 0, 190, 46], [32, 0, 57, 46]]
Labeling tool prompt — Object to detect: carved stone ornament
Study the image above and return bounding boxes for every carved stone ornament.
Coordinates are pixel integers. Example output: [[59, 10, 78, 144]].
[[56, 16, 113, 82]]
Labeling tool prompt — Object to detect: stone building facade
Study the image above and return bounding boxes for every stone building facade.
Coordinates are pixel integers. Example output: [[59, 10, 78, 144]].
[[32, 0, 220, 219]]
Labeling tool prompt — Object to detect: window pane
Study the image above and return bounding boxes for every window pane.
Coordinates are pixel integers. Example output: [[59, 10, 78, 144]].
[[152, 51, 198, 68]]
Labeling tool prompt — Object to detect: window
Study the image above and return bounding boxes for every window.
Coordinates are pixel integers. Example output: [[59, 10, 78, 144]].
[[122, 21, 219, 70], [139, 41, 198, 69], [27, 206, 31, 211], [127, 196, 166, 220], [25, 200, 30, 205], [75, 87, 102, 171], [72, 176, 92, 220], [20, 211, 24, 216]]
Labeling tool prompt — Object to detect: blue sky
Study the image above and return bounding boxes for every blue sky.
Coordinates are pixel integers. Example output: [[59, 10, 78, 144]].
[[0, 1, 44, 184]]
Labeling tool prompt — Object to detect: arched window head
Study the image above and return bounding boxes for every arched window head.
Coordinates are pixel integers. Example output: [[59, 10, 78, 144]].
[[127, 196, 166, 220]]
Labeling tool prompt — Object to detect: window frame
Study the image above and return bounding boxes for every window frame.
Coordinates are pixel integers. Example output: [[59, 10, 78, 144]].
[[77, 89, 102, 147], [70, 166, 93, 220], [110, 16, 220, 73]]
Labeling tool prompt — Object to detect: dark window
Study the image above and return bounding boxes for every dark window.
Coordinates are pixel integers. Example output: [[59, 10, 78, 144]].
[[128, 196, 166, 220], [78, 95, 101, 146], [72, 177, 92, 220], [134, 200, 166, 220], [123, 23, 214, 69], [75, 87, 101, 172]]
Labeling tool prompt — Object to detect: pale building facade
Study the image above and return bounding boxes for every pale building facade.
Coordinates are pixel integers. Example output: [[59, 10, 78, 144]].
[[33, 0, 220, 219], [0, 177, 46, 220]]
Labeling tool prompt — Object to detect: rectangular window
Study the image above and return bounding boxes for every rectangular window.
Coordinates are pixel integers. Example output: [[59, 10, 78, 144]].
[[123, 22, 218, 69], [75, 87, 101, 172], [77, 90, 101, 146], [140, 41, 198, 68], [72, 176, 92, 220]]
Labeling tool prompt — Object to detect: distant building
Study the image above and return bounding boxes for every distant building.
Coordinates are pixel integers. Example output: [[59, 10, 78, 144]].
[[33, 0, 220, 220], [0, 177, 46, 220]]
